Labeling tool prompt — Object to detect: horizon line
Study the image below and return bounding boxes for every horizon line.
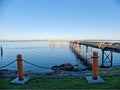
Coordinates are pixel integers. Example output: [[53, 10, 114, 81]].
[[0, 39, 120, 41]]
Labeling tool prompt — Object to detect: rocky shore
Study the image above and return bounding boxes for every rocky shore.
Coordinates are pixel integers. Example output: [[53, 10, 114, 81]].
[[0, 65, 120, 78]]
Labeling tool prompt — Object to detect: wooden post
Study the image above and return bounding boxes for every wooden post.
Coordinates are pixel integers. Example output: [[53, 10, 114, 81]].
[[1, 45, 3, 57], [111, 51, 113, 67], [92, 51, 98, 80], [86, 46, 88, 60], [102, 50, 104, 67], [17, 54, 24, 81]]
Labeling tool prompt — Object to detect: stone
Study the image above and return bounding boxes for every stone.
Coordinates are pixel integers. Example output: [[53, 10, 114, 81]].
[[0, 69, 17, 77], [51, 63, 74, 71]]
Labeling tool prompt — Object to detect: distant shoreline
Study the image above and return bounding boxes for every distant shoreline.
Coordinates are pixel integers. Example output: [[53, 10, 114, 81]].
[[0, 39, 120, 42], [0, 40, 49, 42]]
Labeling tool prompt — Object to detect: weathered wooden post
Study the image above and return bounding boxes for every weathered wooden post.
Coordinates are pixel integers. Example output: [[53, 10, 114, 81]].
[[50, 41, 55, 48], [1, 45, 3, 58], [86, 46, 88, 60], [111, 51, 113, 67], [92, 51, 98, 80], [17, 54, 24, 81]]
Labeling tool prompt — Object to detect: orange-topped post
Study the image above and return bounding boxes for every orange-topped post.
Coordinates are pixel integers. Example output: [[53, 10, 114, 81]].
[[92, 51, 98, 80], [17, 54, 24, 81], [85, 51, 105, 83]]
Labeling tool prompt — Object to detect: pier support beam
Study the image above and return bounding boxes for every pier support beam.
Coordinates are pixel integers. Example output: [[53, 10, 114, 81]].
[[86, 46, 88, 60], [76, 44, 81, 55], [1, 45, 3, 58], [101, 50, 113, 67]]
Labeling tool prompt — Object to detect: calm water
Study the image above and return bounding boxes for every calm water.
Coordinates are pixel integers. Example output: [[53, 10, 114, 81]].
[[0, 41, 120, 72], [0, 41, 84, 72]]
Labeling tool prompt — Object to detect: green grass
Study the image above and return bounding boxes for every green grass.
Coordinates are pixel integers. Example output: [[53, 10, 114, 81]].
[[0, 75, 120, 89]]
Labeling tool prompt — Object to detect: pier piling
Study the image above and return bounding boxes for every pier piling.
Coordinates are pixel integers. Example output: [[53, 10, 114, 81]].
[[70, 40, 118, 67], [101, 50, 113, 67], [1, 45, 3, 58]]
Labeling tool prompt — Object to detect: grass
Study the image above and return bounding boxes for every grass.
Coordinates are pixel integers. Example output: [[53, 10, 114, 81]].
[[0, 75, 120, 89]]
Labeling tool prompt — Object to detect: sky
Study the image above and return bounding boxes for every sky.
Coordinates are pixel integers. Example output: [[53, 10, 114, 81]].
[[0, 0, 120, 40]]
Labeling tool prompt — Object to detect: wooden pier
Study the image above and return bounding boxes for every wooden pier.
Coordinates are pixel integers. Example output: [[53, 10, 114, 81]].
[[72, 41, 120, 53], [70, 40, 120, 68]]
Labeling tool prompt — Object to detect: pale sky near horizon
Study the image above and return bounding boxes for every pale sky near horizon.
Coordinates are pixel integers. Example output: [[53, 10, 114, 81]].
[[0, 0, 120, 40]]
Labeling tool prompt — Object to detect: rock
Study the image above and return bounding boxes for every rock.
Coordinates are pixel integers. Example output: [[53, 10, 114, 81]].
[[45, 72, 54, 76], [73, 68, 91, 72], [51, 63, 74, 71], [24, 70, 34, 76], [0, 69, 17, 77], [73, 68, 83, 72], [51, 65, 58, 70], [54, 70, 65, 75]]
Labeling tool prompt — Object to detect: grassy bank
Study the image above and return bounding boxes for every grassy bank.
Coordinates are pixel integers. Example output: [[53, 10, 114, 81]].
[[0, 75, 120, 89]]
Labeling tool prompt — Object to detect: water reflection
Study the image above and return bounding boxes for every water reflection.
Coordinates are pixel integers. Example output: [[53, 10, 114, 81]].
[[50, 41, 66, 49]]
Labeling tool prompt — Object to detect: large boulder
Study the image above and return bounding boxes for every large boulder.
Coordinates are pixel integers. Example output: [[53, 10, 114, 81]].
[[51, 63, 74, 71]]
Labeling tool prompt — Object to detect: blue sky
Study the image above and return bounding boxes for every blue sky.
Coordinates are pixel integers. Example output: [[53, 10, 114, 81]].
[[0, 0, 120, 40]]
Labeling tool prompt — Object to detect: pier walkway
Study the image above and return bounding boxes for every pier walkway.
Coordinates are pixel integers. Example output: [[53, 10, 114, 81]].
[[71, 41, 120, 53]]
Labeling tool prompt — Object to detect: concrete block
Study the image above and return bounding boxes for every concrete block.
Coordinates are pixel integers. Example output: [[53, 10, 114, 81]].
[[85, 76, 105, 83], [11, 77, 30, 84]]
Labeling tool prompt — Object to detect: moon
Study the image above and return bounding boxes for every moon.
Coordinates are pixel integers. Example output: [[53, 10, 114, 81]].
[[56, 16, 60, 20]]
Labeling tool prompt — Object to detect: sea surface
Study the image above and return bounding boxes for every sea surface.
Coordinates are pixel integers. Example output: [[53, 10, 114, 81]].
[[0, 40, 120, 73]]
